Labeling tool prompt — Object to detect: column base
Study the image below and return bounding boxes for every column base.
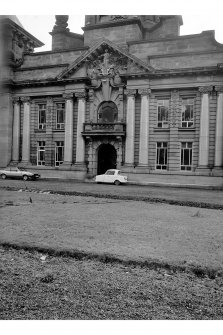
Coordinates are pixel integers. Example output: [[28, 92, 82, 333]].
[[212, 167, 223, 176], [73, 162, 87, 171], [195, 166, 211, 175], [60, 162, 73, 170], [122, 164, 135, 173], [19, 161, 31, 167], [133, 166, 150, 173], [9, 160, 19, 166]]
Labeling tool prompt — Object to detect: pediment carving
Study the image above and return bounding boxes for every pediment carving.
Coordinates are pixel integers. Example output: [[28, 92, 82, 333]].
[[57, 39, 154, 82]]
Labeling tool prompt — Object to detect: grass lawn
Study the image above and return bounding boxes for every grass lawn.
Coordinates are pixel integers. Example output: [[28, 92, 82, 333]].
[[1, 247, 223, 320], [1, 189, 223, 271]]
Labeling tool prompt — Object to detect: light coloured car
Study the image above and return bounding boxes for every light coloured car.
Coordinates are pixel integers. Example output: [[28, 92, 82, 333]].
[[0, 167, 40, 181], [95, 169, 128, 185]]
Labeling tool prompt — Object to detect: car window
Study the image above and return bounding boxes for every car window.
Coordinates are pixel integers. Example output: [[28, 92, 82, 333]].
[[106, 171, 115, 175], [10, 168, 17, 171], [117, 171, 120, 175]]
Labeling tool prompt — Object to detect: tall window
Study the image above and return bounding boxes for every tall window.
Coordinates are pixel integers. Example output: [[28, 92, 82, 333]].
[[181, 142, 192, 170], [56, 103, 65, 129], [156, 142, 168, 170], [55, 141, 64, 166], [38, 104, 46, 129], [37, 141, 45, 166], [157, 100, 169, 128], [181, 99, 194, 128], [97, 101, 118, 123]]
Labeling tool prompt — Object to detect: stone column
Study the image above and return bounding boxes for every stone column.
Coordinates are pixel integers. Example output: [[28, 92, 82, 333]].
[[198, 86, 212, 169], [12, 97, 21, 162], [21, 96, 31, 164], [138, 89, 151, 167], [214, 86, 223, 169], [124, 89, 136, 167], [63, 93, 74, 166], [74, 91, 87, 168]]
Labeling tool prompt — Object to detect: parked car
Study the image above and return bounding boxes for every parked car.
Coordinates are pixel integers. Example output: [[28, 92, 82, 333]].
[[0, 167, 40, 181], [95, 169, 128, 185]]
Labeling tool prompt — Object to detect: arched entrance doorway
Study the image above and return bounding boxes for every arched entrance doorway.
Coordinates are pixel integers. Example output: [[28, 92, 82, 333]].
[[97, 144, 117, 174]]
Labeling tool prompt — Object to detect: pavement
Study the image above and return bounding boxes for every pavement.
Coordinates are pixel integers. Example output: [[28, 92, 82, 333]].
[[0, 178, 222, 208]]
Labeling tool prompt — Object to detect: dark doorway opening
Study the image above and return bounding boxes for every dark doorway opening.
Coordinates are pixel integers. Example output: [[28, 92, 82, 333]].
[[97, 144, 117, 174]]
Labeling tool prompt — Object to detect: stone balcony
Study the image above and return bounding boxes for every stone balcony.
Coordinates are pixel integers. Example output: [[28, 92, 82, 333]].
[[82, 122, 126, 138]]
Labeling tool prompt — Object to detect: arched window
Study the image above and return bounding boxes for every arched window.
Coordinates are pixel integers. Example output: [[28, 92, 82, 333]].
[[97, 101, 118, 123]]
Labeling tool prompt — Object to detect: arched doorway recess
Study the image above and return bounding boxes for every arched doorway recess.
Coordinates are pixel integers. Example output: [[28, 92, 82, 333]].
[[97, 143, 117, 174]]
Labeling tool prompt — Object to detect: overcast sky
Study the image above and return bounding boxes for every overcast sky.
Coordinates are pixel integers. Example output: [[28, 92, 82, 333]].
[[2, 0, 223, 52]]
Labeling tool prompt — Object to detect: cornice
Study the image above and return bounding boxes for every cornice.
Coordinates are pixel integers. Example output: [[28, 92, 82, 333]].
[[82, 17, 143, 32], [24, 46, 89, 56], [127, 30, 222, 47], [147, 49, 223, 60], [2, 18, 44, 48], [15, 64, 69, 72]]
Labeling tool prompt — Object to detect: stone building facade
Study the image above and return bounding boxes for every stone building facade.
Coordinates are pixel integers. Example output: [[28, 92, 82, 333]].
[[0, 15, 223, 185]]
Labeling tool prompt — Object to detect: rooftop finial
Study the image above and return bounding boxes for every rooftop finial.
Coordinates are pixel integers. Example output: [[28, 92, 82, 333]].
[[53, 15, 69, 33]]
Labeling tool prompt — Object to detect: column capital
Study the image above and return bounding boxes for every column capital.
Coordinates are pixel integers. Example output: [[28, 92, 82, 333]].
[[20, 96, 31, 104], [63, 93, 74, 100], [138, 88, 151, 96], [198, 86, 213, 94], [124, 89, 136, 97], [171, 89, 179, 99], [215, 85, 223, 93], [75, 90, 87, 100], [46, 96, 54, 104], [12, 96, 20, 104]]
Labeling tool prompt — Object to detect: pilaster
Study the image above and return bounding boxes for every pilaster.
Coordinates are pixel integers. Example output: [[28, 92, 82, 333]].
[[196, 86, 212, 172], [12, 97, 21, 163], [74, 90, 87, 171], [21, 96, 31, 164], [62, 93, 74, 168], [213, 85, 223, 175], [123, 89, 136, 169], [138, 88, 151, 168]]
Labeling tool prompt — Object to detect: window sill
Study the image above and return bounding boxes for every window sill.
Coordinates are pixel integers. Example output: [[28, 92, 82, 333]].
[[154, 128, 170, 132], [178, 127, 195, 131], [35, 129, 46, 133], [53, 129, 65, 132]]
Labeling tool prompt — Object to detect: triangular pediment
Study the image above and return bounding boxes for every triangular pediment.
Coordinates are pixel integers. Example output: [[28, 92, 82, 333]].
[[57, 39, 155, 80]]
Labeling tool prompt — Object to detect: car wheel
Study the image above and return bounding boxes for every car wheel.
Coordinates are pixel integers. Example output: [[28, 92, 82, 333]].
[[114, 180, 121, 186], [1, 174, 6, 180], [23, 175, 28, 181]]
